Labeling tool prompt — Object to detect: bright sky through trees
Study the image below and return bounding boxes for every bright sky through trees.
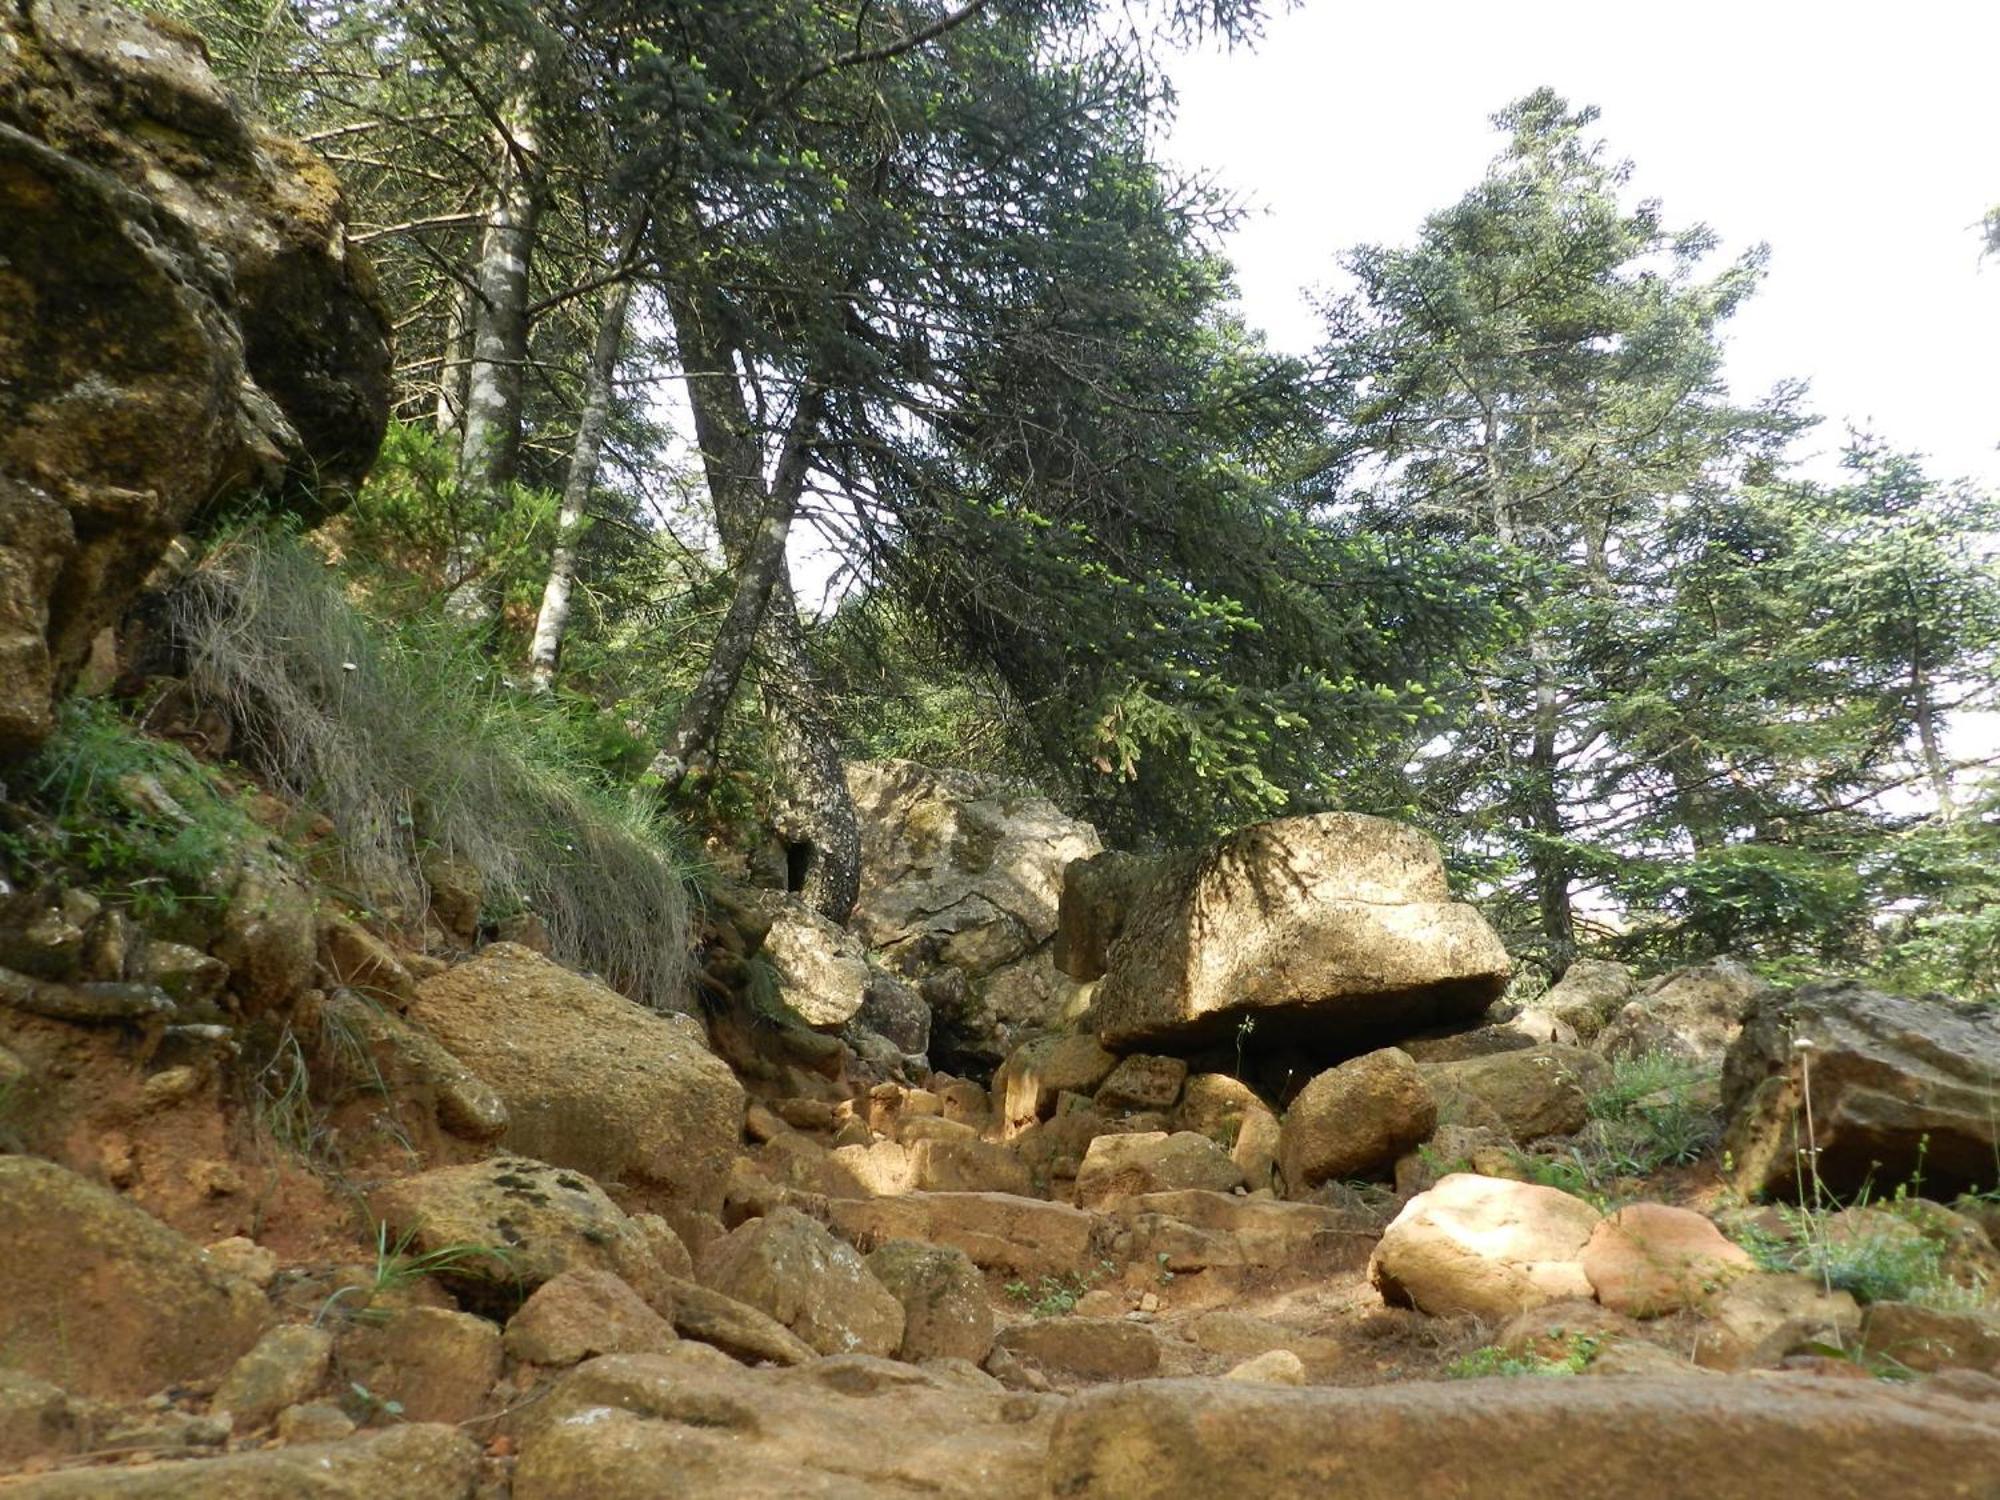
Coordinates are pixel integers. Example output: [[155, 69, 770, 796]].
[[1166, 0, 2000, 487]]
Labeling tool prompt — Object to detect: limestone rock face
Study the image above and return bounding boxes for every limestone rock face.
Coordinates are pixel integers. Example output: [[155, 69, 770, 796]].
[[1279, 1047, 1435, 1193], [0, 0, 389, 753], [1369, 1172, 1601, 1320], [1044, 1375, 2000, 1500], [1722, 980, 2000, 1199], [1069, 814, 1510, 1052], [1599, 959, 1768, 1063], [409, 943, 745, 1213], [696, 1207, 905, 1358], [846, 760, 1101, 1065], [0, 1157, 267, 1399]]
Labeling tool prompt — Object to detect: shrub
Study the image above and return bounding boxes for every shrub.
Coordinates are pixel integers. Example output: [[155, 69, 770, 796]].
[[1446, 1334, 1599, 1378], [169, 531, 701, 1010]]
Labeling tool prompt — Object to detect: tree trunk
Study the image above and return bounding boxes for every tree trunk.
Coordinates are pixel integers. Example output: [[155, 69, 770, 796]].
[[434, 276, 471, 441], [662, 275, 861, 922], [529, 211, 648, 688], [648, 387, 822, 781], [1527, 625, 1575, 975], [446, 86, 544, 623]]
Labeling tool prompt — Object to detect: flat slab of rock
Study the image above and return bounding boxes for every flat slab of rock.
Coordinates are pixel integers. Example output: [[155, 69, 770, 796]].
[[1722, 980, 2000, 1199], [1370, 1172, 1600, 1320], [409, 943, 745, 1214], [1045, 1375, 2000, 1499], [0, 1157, 267, 1399], [509, 1346, 1055, 1498], [1069, 815, 1510, 1052], [3, 1422, 477, 1498], [826, 1191, 1100, 1279], [1116, 1190, 1378, 1274], [1420, 1045, 1607, 1144], [993, 1317, 1160, 1383]]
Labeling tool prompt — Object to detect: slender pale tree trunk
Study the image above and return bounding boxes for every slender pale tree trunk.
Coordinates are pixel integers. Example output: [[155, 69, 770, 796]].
[[446, 83, 544, 623], [649, 387, 822, 777], [434, 277, 471, 441], [529, 210, 649, 688], [659, 272, 860, 922]]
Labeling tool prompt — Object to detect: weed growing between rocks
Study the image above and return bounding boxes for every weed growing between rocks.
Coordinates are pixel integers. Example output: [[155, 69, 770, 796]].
[[1446, 1334, 1600, 1378], [316, 1222, 516, 1327], [169, 531, 703, 1010]]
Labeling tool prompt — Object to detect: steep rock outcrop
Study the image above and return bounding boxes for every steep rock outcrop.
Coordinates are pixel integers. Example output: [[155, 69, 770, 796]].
[[0, 0, 388, 753], [846, 760, 1100, 1066]]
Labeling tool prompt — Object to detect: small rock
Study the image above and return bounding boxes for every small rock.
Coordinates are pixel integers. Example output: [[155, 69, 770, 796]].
[[1074, 1131, 1245, 1208], [275, 1402, 357, 1444], [1096, 1054, 1189, 1113], [1222, 1348, 1306, 1385], [204, 1236, 278, 1289], [338, 1306, 503, 1424], [1581, 1203, 1756, 1317], [993, 1318, 1160, 1383], [866, 1240, 995, 1364], [1370, 1173, 1600, 1320], [696, 1207, 905, 1358], [503, 1269, 677, 1366], [213, 1325, 333, 1430], [0, 1369, 82, 1468]]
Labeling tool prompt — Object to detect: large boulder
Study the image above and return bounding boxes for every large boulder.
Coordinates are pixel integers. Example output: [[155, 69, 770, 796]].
[[696, 1207, 905, 1359], [1369, 1173, 1601, 1321], [1598, 959, 1768, 1063], [1527, 958, 1636, 1043], [1279, 1047, 1435, 1192], [408, 943, 745, 1214], [1420, 1044, 1608, 1144], [1044, 1375, 2000, 1499], [846, 760, 1100, 1067], [1073, 1130, 1246, 1208], [0, 0, 388, 754], [825, 1191, 1099, 1280], [1068, 815, 1510, 1052], [0, 1157, 267, 1399], [992, 1032, 1118, 1130], [1722, 980, 2000, 1200], [368, 1156, 670, 1312], [753, 895, 872, 1028]]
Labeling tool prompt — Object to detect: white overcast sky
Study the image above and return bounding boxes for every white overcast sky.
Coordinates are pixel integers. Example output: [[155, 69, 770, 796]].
[[1162, 0, 2000, 488]]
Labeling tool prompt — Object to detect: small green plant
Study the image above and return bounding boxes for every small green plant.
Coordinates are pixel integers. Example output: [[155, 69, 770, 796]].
[[1446, 1334, 1599, 1379], [1003, 1269, 1100, 1318], [1584, 1051, 1722, 1175], [3, 697, 259, 924], [317, 1222, 516, 1326]]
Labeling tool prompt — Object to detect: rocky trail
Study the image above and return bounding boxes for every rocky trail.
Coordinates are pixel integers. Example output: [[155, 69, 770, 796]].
[[2, 4, 1998, 1495]]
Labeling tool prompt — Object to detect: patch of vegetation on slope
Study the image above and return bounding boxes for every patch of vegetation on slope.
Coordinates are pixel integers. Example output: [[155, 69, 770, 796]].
[[168, 530, 701, 1010]]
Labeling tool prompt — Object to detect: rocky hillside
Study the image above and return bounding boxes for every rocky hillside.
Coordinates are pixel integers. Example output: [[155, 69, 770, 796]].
[[1, 4, 1998, 1495]]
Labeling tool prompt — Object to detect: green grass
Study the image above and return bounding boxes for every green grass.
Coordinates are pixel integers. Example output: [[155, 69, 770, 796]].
[[1733, 1202, 1984, 1309], [1446, 1334, 1599, 1378], [168, 531, 702, 1011], [316, 1222, 515, 1327], [1, 697, 261, 927]]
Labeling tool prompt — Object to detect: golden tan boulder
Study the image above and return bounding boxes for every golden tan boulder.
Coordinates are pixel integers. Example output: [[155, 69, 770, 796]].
[[1581, 1203, 1755, 1317], [1279, 1047, 1435, 1192], [1370, 1173, 1600, 1320], [409, 943, 744, 1213], [697, 1207, 904, 1358]]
